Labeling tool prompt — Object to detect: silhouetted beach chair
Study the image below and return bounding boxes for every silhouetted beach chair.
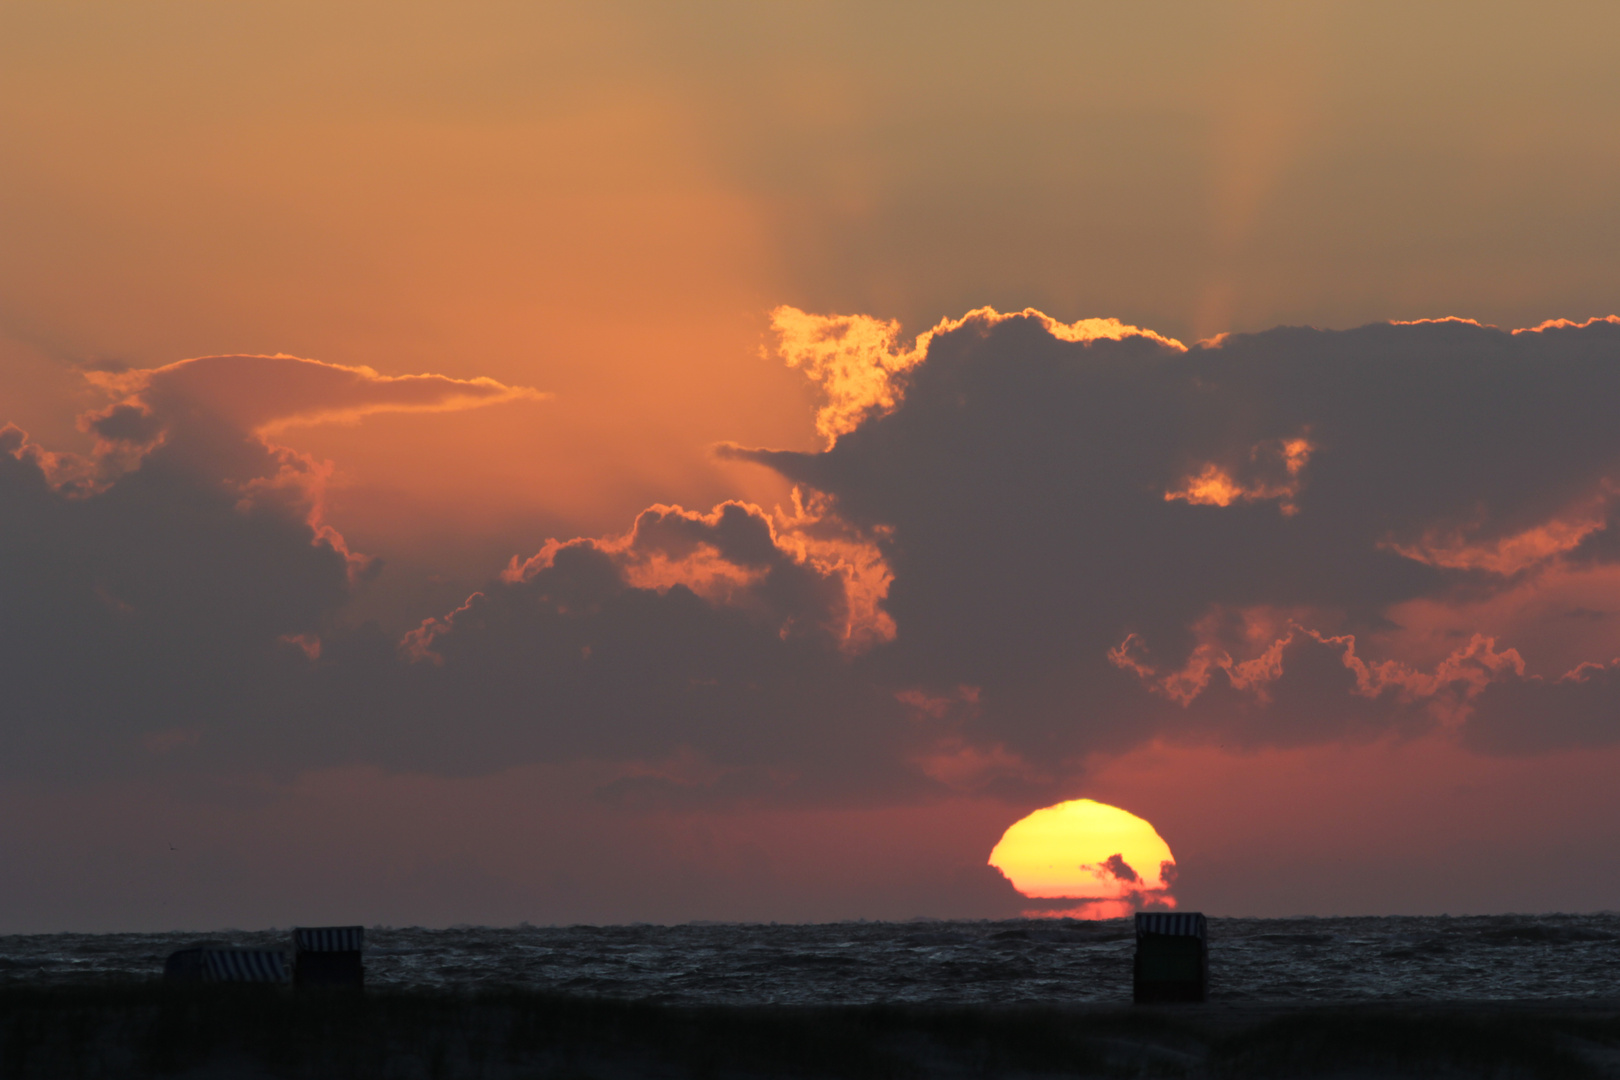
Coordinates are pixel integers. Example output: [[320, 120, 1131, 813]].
[[293, 925, 365, 989], [163, 947, 289, 984], [1133, 911, 1207, 1003]]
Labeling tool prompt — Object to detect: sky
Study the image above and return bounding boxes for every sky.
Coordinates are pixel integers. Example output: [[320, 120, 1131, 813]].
[[5, 1, 1620, 931]]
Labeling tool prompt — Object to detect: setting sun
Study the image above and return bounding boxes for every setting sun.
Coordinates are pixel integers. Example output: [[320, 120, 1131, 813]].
[[989, 799, 1177, 918]]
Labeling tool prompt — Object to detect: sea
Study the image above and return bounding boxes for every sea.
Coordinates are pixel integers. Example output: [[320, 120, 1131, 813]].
[[3, 915, 1618, 1005]]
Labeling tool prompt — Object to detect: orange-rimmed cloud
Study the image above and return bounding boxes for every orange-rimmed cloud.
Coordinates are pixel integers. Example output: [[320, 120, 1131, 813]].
[[65, 354, 547, 577], [0, 423, 102, 496], [1108, 630, 1291, 708], [1384, 504, 1610, 575], [1112, 617, 1527, 728], [1388, 316, 1499, 329], [84, 353, 545, 438], [1387, 315, 1620, 336], [471, 493, 896, 655], [1164, 434, 1314, 515], [22, 354, 544, 504], [1374, 559, 1620, 681], [1511, 315, 1620, 336], [771, 305, 1184, 448], [764, 487, 898, 653]]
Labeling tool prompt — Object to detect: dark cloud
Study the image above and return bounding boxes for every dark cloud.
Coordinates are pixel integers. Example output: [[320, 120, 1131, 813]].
[[1466, 660, 1620, 754], [0, 424, 352, 779], [1101, 854, 1139, 884], [6, 317, 1620, 796], [383, 510, 908, 787], [0, 356, 541, 780], [0, 410, 911, 792], [729, 311, 1620, 760], [83, 402, 162, 446]]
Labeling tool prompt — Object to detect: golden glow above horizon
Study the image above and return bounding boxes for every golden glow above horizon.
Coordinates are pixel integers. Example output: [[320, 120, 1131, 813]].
[[989, 799, 1176, 916]]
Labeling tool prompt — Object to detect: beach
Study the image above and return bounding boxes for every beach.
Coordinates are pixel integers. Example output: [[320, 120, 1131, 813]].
[[5, 984, 1620, 1078], [8, 916, 1620, 1076]]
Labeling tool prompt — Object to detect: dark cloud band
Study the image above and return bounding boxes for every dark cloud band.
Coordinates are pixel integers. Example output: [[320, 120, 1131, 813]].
[[5, 315, 1620, 796]]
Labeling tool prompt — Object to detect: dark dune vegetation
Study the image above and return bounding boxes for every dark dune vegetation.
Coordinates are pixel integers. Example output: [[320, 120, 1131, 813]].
[[5, 983, 1620, 1078]]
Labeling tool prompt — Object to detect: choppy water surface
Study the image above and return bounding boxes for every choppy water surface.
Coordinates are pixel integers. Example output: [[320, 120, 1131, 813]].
[[4, 915, 1619, 1005]]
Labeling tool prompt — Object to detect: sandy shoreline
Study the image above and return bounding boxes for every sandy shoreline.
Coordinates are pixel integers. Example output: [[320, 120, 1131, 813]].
[[5, 984, 1620, 1078]]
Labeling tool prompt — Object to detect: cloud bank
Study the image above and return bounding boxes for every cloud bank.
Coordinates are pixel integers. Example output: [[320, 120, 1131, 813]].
[[6, 315, 1620, 801]]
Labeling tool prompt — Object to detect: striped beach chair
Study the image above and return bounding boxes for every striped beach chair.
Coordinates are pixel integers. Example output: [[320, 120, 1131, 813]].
[[1133, 911, 1207, 1003], [293, 925, 365, 989], [163, 947, 290, 984]]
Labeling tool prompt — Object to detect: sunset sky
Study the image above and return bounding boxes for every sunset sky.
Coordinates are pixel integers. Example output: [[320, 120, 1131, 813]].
[[6, 2, 1620, 932]]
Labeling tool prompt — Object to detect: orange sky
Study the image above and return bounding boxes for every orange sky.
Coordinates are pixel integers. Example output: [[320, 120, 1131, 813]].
[[8, 3, 1620, 562], [5, 2, 1620, 930]]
